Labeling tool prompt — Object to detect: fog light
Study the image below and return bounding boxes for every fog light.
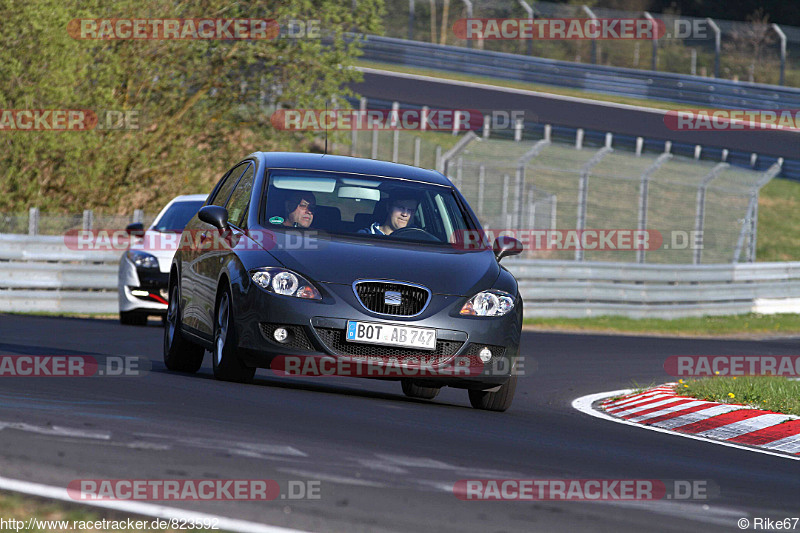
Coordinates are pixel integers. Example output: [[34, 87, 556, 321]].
[[479, 347, 492, 363], [274, 327, 289, 343]]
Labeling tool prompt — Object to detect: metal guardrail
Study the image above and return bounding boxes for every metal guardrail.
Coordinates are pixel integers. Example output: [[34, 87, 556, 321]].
[[360, 36, 800, 110], [0, 234, 119, 314], [2, 234, 800, 319]]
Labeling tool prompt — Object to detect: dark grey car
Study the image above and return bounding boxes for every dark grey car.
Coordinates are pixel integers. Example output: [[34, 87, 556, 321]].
[[164, 152, 523, 411]]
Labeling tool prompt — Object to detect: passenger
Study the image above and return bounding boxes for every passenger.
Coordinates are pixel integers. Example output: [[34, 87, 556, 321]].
[[360, 193, 419, 236], [282, 191, 316, 228]]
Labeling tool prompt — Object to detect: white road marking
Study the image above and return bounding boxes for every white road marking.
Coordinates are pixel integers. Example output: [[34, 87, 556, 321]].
[[572, 389, 800, 461], [0, 421, 110, 440], [0, 475, 309, 533], [761, 433, 800, 453]]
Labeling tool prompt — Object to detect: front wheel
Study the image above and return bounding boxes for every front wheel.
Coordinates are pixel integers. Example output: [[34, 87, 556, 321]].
[[401, 379, 440, 400], [212, 286, 255, 383], [468, 375, 517, 412], [163, 280, 204, 372]]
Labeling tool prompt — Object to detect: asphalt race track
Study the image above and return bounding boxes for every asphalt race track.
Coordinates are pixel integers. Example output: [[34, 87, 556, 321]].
[[0, 313, 799, 532]]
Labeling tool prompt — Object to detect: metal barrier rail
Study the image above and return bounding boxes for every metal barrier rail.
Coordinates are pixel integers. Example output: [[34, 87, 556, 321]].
[[2, 234, 800, 319], [359, 36, 800, 110]]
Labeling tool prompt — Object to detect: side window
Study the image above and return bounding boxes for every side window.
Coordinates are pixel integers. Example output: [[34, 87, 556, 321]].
[[210, 163, 248, 207], [225, 164, 255, 227]]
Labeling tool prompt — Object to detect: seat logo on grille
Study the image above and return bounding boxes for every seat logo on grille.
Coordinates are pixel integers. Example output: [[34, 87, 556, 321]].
[[384, 290, 402, 306]]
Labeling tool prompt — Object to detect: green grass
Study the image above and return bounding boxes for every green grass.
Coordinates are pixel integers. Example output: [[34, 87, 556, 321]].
[[676, 376, 800, 416], [0, 491, 206, 532], [523, 313, 800, 337], [757, 178, 800, 262]]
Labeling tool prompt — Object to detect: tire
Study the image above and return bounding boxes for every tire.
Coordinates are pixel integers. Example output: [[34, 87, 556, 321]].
[[119, 310, 147, 326], [163, 279, 205, 373], [468, 375, 517, 412], [212, 285, 255, 383], [401, 378, 440, 400]]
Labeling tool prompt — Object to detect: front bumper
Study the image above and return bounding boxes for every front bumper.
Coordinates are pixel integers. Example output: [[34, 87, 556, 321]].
[[234, 280, 522, 389], [118, 256, 170, 313]]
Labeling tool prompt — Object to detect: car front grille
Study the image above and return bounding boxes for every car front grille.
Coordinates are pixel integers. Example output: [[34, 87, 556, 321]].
[[313, 327, 462, 365], [354, 281, 430, 316]]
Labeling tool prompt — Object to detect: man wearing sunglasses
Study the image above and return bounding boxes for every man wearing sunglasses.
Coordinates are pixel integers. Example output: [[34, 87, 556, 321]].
[[282, 191, 316, 228]]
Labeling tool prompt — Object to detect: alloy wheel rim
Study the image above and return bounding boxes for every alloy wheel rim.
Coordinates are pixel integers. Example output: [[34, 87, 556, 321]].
[[215, 293, 228, 365], [166, 285, 178, 347]]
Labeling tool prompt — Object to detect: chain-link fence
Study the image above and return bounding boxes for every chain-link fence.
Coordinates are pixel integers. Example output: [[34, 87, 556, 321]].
[[383, 0, 800, 86], [0, 210, 157, 236], [344, 125, 778, 264]]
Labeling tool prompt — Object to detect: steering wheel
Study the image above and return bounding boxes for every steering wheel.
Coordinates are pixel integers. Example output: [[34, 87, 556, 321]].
[[389, 227, 441, 242]]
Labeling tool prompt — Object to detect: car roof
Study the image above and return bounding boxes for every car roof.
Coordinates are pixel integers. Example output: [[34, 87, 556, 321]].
[[251, 152, 453, 187]]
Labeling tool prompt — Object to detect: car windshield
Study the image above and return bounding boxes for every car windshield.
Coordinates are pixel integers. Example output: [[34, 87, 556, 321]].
[[262, 170, 478, 245], [152, 200, 205, 232]]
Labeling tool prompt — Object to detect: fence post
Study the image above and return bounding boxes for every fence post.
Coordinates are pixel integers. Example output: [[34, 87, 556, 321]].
[[514, 167, 523, 228], [82, 210, 94, 231], [637, 153, 672, 263], [28, 207, 39, 236], [456, 157, 463, 189], [772, 24, 787, 86], [371, 129, 379, 159], [550, 195, 557, 231], [643, 12, 658, 71], [478, 165, 486, 216], [635, 137, 644, 156], [461, 0, 473, 48], [435, 145, 442, 172], [439, 130, 478, 174], [518, 0, 534, 56], [527, 189, 535, 229], [502, 174, 510, 220], [706, 18, 721, 78], [408, 0, 415, 40], [413, 136, 421, 166], [575, 147, 613, 261], [514, 118, 523, 142], [133, 209, 144, 224], [482, 114, 490, 139], [693, 163, 728, 264], [735, 160, 783, 263], [583, 6, 598, 64], [575, 128, 584, 150], [478, 165, 485, 216]]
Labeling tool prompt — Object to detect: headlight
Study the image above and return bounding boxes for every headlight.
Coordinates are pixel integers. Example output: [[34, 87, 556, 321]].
[[126, 250, 159, 269], [460, 290, 515, 317], [249, 267, 322, 300]]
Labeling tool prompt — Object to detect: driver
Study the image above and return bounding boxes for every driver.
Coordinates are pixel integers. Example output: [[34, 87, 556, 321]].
[[282, 191, 316, 228], [360, 193, 419, 236]]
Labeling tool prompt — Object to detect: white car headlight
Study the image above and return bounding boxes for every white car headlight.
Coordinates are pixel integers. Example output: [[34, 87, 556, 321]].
[[126, 250, 159, 269], [250, 267, 321, 300], [460, 290, 515, 317]]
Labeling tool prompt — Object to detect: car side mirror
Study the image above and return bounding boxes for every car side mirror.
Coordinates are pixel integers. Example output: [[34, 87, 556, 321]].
[[125, 222, 145, 239], [198, 205, 229, 231], [493, 236, 523, 262]]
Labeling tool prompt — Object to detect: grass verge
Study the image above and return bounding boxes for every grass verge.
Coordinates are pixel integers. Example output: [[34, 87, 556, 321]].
[[675, 376, 800, 417], [523, 313, 800, 337], [0, 491, 207, 532]]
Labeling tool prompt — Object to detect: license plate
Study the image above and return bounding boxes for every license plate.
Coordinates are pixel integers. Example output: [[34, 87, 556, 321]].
[[346, 321, 437, 351]]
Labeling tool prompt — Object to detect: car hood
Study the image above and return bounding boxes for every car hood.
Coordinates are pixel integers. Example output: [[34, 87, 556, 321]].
[[264, 235, 500, 296]]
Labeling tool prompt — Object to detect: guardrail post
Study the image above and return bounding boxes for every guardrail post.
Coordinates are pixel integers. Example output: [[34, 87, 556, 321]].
[[544, 124, 551, 142], [771, 24, 786, 86], [28, 207, 39, 236], [575, 147, 612, 261], [583, 6, 598, 65], [635, 137, 644, 156], [514, 118, 523, 142], [82, 210, 94, 231], [706, 18, 721, 78], [693, 163, 728, 264], [637, 153, 672, 263], [413, 136, 421, 166], [133, 209, 144, 224], [643, 12, 658, 70], [575, 128, 584, 150]]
